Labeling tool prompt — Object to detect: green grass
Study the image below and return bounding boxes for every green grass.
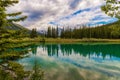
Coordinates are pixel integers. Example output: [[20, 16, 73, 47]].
[[1, 38, 120, 45], [44, 38, 120, 43]]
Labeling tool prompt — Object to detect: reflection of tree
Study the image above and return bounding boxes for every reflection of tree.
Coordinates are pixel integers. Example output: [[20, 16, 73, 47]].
[[46, 44, 59, 57], [47, 45, 52, 56], [30, 45, 38, 55], [60, 44, 72, 56], [30, 59, 44, 80], [45, 44, 120, 59]]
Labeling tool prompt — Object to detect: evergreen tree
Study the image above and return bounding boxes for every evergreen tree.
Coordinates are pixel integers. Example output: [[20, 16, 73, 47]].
[[30, 28, 38, 38], [59, 22, 120, 39], [61, 27, 65, 38], [52, 27, 56, 38], [56, 26, 59, 38], [101, 0, 120, 39], [47, 27, 52, 38], [0, 0, 27, 29], [101, 0, 120, 19]]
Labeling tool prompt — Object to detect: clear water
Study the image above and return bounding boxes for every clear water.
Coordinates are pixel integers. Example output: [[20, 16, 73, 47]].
[[16, 43, 120, 80]]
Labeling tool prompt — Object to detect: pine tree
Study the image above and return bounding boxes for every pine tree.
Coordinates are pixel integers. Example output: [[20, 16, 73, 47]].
[[56, 26, 59, 38], [61, 27, 65, 38], [0, 0, 27, 29], [30, 28, 38, 38], [47, 27, 52, 38], [52, 27, 56, 38], [101, 0, 120, 19]]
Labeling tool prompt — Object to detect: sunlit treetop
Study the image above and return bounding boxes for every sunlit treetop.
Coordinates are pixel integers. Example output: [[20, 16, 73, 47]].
[[101, 0, 120, 19]]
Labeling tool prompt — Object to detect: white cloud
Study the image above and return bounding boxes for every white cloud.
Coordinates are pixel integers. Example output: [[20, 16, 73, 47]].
[[7, 0, 117, 31]]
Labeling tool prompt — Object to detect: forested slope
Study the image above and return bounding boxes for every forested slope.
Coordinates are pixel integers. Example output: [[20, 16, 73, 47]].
[[60, 21, 120, 39]]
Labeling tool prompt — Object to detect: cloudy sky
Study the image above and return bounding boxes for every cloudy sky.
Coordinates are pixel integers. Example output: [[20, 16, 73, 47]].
[[7, 0, 118, 30]]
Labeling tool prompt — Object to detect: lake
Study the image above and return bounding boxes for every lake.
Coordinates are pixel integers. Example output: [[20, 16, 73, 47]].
[[15, 43, 120, 80]]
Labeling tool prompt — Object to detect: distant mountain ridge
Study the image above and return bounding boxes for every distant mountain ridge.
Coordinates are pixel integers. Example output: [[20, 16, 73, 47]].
[[4, 23, 42, 36], [101, 21, 120, 27], [5, 23, 29, 31]]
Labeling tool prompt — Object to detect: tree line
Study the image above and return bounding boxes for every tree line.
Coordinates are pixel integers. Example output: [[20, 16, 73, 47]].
[[45, 21, 120, 39], [45, 26, 59, 38]]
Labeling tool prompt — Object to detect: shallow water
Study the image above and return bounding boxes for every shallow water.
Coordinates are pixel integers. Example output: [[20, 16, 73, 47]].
[[16, 43, 120, 80]]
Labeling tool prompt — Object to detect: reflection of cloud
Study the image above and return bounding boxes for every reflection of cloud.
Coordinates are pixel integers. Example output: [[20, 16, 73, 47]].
[[7, 0, 118, 30], [17, 44, 120, 80]]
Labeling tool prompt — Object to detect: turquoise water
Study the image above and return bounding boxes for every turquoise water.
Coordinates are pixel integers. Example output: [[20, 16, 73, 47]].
[[16, 43, 120, 80]]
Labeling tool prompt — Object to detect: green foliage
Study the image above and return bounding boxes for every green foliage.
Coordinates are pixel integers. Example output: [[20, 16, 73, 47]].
[[109, 22, 120, 38], [60, 21, 120, 39], [0, 49, 29, 61], [0, 61, 27, 80], [0, 0, 6, 28], [8, 61, 28, 80], [0, 0, 27, 40], [61, 27, 72, 38], [0, 42, 44, 80], [30, 60, 44, 80], [30, 28, 38, 38], [0, 67, 14, 80], [52, 27, 56, 38], [0, 61, 44, 80], [0, 52, 20, 60], [101, 0, 120, 19], [0, 60, 44, 80], [47, 26, 59, 38], [61, 27, 65, 38], [47, 27, 52, 38], [0, 0, 27, 25]]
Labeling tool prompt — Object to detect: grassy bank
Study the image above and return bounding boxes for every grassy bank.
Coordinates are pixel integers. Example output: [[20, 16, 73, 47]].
[[45, 38, 120, 43], [0, 37, 42, 44], [1, 38, 120, 44]]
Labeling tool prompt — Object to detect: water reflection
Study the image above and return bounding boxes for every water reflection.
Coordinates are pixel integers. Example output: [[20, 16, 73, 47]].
[[30, 45, 38, 55], [16, 43, 120, 80], [40, 44, 120, 60]]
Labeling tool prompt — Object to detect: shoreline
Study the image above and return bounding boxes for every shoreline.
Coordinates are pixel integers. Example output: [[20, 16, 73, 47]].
[[44, 38, 120, 43], [1, 38, 120, 44], [1, 38, 120, 52]]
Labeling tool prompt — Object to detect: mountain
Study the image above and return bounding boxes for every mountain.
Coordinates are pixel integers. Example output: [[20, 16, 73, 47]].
[[101, 21, 120, 28], [0, 23, 31, 39], [5, 22, 29, 31], [1, 22, 43, 39], [6, 23, 42, 34]]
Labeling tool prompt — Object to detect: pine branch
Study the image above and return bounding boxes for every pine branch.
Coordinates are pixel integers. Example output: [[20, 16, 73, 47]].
[[7, 16, 27, 22], [1, 0, 19, 7], [0, 0, 27, 28], [7, 12, 22, 16], [101, 0, 120, 19]]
